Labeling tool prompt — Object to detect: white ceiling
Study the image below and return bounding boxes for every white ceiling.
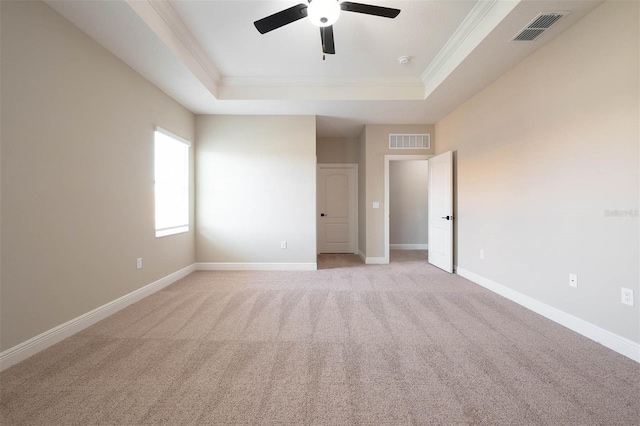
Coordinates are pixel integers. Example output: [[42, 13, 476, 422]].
[[45, 0, 601, 138]]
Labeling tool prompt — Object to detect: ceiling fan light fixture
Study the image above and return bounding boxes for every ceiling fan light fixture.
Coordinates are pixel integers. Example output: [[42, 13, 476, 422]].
[[307, 0, 341, 27]]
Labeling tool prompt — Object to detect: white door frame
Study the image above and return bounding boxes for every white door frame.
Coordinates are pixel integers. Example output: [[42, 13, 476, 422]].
[[384, 155, 432, 264], [317, 163, 359, 254]]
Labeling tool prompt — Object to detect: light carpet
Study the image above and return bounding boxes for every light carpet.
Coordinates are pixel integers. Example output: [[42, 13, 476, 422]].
[[1, 251, 639, 425]]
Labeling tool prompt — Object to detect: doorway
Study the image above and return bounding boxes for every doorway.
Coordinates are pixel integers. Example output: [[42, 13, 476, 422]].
[[384, 155, 431, 264]]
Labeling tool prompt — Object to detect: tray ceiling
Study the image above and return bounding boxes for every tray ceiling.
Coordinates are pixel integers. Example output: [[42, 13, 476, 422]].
[[45, 0, 601, 137]]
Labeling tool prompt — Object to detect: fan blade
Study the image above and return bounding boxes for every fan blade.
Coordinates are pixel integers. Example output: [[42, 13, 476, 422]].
[[254, 3, 308, 34], [340, 2, 400, 18], [320, 26, 335, 54]]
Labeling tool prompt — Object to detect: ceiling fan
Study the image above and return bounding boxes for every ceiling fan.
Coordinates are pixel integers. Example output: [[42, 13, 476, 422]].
[[254, 0, 401, 58]]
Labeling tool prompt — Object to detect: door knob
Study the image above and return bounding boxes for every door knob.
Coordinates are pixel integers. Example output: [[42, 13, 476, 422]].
[[441, 215, 453, 220], [321, 213, 326, 217]]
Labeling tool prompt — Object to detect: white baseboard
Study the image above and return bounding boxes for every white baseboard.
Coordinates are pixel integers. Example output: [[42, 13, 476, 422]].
[[0, 264, 196, 372], [456, 267, 640, 363], [196, 262, 317, 271], [390, 244, 429, 250], [356, 251, 387, 265]]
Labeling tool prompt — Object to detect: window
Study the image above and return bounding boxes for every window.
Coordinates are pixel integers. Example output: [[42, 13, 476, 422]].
[[154, 127, 190, 237]]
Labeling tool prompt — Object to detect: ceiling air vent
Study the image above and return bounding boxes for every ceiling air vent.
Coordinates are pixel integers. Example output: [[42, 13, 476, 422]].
[[511, 12, 568, 42], [389, 134, 430, 149]]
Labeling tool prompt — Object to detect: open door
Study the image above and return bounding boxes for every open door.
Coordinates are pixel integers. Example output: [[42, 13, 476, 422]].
[[428, 151, 453, 272]]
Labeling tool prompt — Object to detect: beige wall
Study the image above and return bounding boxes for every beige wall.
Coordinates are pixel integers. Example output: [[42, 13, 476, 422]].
[[317, 137, 359, 164], [195, 115, 317, 265], [363, 124, 435, 259], [390, 161, 428, 245], [436, 1, 639, 342], [0, 1, 195, 351]]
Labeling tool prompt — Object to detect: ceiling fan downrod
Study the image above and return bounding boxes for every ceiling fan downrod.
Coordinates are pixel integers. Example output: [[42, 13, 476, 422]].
[[322, 26, 326, 60]]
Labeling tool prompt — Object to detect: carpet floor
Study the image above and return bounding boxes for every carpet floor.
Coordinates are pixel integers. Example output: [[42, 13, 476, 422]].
[[1, 251, 639, 425]]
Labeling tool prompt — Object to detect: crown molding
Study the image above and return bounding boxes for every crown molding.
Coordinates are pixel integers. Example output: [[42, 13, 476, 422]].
[[125, 0, 222, 98], [218, 84, 425, 101], [220, 76, 424, 100], [421, 0, 521, 99], [222, 76, 424, 88]]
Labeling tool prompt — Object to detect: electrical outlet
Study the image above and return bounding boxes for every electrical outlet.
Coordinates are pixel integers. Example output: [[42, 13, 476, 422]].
[[136, 258, 143, 269], [569, 273, 578, 288], [621, 288, 634, 306], [280, 241, 287, 249], [479, 249, 484, 260]]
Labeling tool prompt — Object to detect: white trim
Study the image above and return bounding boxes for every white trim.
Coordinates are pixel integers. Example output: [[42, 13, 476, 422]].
[[196, 263, 317, 271], [125, 0, 221, 97], [390, 244, 429, 250], [0, 264, 196, 372], [222, 76, 423, 88], [456, 267, 640, 363], [384, 155, 432, 264], [218, 82, 424, 101], [358, 250, 367, 263]]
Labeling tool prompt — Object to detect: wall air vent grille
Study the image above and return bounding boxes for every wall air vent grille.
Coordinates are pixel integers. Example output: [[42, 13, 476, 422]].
[[511, 12, 567, 42], [389, 134, 430, 149]]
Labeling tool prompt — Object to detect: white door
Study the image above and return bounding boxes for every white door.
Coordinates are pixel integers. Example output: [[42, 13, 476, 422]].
[[428, 151, 453, 272], [317, 165, 357, 253]]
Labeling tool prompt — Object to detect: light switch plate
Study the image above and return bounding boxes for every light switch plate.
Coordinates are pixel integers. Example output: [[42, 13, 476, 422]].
[[373, 202, 380, 209]]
